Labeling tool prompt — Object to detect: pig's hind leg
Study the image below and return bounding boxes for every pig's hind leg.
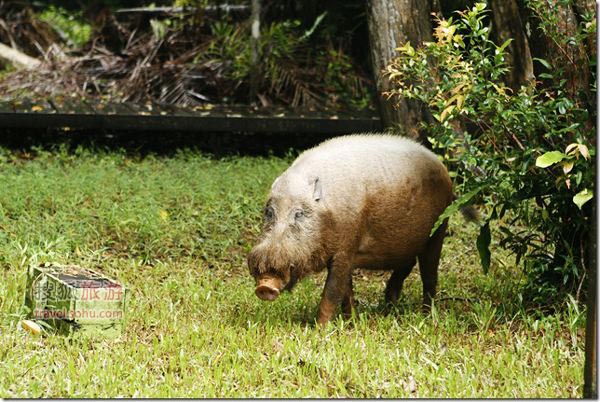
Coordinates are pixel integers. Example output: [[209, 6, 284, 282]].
[[341, 275, 355, 319], [417, 220, 448, 311], [384, 258, 416, 305]]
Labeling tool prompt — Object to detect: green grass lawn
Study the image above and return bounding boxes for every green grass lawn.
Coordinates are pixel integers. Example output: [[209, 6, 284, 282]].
[[0, 147, 585, 397]]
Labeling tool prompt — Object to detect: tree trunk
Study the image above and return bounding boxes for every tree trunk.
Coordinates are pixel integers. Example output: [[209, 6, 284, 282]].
[[489, 0, 534, 90], [572, 0, 596, 75], [249, 0, 261, 104], [584, 204, 597, 398], [555, 3, 590, 99], [524, 1, 590, 101], [366, 0, 433, 139]]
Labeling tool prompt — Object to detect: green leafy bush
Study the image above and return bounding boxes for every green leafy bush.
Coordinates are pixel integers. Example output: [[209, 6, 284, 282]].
[[38, 6, 92, 48], [386, 2, 595, 304]]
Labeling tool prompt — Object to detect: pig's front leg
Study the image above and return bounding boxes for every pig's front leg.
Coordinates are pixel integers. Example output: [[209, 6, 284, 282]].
[[317, 254, 353, 325]]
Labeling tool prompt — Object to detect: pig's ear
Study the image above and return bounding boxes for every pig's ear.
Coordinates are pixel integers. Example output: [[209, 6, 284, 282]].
[[312, 177, 322, 201]]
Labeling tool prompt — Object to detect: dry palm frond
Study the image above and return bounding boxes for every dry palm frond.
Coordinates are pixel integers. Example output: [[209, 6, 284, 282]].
[[0, 2, 375, 112]]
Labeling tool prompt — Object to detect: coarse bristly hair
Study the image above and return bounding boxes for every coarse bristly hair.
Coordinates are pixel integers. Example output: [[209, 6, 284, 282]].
[[247, 210, 329, 288]]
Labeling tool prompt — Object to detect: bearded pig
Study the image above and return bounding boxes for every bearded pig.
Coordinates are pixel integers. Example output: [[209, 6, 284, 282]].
[[247, 134, 458, 325]]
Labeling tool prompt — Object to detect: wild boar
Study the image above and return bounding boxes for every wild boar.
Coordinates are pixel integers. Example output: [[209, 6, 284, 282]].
[[247, 134, 467, 325]]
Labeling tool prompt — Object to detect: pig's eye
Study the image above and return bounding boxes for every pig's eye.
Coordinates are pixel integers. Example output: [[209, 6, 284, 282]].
[[294, 210, 304, 220], [264, 206, 274, 220]]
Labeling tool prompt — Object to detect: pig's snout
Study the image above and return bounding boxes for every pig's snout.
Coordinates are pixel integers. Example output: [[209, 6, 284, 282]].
[[255, 285, 279, 301], [255, 277, 283, 301]]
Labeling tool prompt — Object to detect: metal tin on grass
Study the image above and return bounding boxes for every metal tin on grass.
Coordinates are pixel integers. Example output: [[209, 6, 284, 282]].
[[24, 263, 127, 337]]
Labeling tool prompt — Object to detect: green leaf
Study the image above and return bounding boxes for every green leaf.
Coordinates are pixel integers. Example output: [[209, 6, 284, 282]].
[[533, 57, 552, 69], [536, 151, 566, 168], [430, 187, 484, 236], [573, 189, 593, 209], [150, 19, 167, 41], [440, 105, 455, 122], [476, 222, 491, 274], [497, 38, 513, 52]]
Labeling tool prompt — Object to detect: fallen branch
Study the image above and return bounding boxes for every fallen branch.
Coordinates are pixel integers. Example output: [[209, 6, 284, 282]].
[[116, 5, 250, 14], [0, 42, 41, 70]]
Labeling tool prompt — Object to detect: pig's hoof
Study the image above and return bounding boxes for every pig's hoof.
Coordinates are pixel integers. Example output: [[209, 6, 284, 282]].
[[255, 285, 280, 301]]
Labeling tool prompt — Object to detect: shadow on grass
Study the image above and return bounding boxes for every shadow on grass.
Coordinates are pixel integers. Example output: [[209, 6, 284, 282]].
[[227, 284, 426, 329], [0, 128, 334, 157], [231, 281, 541, 332]]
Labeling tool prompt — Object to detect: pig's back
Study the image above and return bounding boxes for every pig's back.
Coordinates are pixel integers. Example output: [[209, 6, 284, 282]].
[[291, 134, 451, 200]]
